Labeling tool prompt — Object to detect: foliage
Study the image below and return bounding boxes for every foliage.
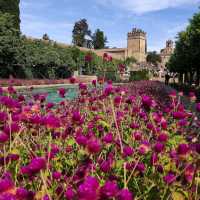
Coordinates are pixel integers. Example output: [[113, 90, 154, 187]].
[[0, 81, 199, 199], [72, 18, 91, 47], [0, 0, 20, 30], [92, 28, 107, 49], [129, 70, 150, 81], [167, 8, 200, 85], [146, 51, 161, 66]]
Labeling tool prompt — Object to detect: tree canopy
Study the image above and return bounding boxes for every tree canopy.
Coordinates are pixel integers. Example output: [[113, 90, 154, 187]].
[[0, 0, 20, 30], [167, 8, 200, 84], [92, 29, 107, 49]]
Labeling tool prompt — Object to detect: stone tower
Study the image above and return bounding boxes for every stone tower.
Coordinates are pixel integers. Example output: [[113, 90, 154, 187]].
[[127, 28, 147, 63]]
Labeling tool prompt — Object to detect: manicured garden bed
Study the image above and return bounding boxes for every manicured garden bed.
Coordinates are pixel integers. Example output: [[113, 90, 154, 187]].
[[0, 80, 199, 200]]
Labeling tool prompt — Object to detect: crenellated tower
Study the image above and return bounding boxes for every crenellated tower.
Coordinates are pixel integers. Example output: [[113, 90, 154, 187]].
[[126, 28, 147, 62]]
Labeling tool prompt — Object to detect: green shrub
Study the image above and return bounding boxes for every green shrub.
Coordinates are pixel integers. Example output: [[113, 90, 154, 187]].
[[129, 70, 150, 81]]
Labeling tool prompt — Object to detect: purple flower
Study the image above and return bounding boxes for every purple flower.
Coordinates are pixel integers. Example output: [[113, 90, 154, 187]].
[[196, 103, 200, 112], [172, 111, 186, 119], [157, 133, 168, 142], [0, 112, 8, 122], [52, 171, 62, 180], [117, 189, 133, 200], [133, 131, 142, 141], [185, 164, 195, 183], [114, 96, 122, 106], [78, 176, 99, 200], [72, 111, 84, 124], [103, 84, 113, 96], [16, 187, 29, 199], [154, 142, 165, 153], [150, 153, 158, 165], [136, 162, 145, 173], [0, 178, 14, 194], [76, 133, 87, 146], [0, 132, 9, 143], [103, 133, 113, 143], [87, 138, 101, 154], [100, 160, 111, 173], [100, 181, 118, 198], [163, 172, 176, 184], [43, 195, 50, 200], [142, 95, 153, 109], [65, 187, 75, 200], [123, 146, 134, 157], [0, 193, 16, 200], [43, 115, 60, 129], [177, 144, 189, 155], [21, 157, 46, 176], [58, 88, 66, 98]]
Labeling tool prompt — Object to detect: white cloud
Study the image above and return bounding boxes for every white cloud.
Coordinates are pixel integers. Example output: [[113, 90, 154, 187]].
[[98, 0, 200, 14]]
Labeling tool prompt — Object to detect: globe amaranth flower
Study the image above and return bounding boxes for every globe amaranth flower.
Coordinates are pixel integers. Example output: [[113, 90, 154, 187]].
[[43, 115, 60, 129], [65, 187, 75, 200], [133, 131, 142, 141], [69, 76, 76, 84], [103, 133, 113, 144], [0, 178, 14, 194], [172, 111, 186, 120], [75, 133, 87, 146], [92, 79, 97, 86], [100, 160, 111, 173], [123, 146, 134, 157], [177, 143, 189, 155], [150, 153, 158, 165], [157, 133, 168, 142], [154, 142, 165, 153], [21, 157, 46, 176], [117, 189, 133, 200], [103, 84, 113, 96], [19, 189, 35, 200], [196, 103, 200, 112], [184, 164, 195, 183], [58, 88, 67, 98], [0, 112, 8, 122], [78, 176, 99, 200], [0, 132, 9, 143], [52, 171, 62, 180], [138, 141, 150, 155], [100, 181, 118, 198], [72, 111, 84, 125], [142, 95, 153, 109], [114, 96, 122, 106], [87, 138, 101, 154], [136, 162, 146, 173], [163, 172, 176, 184]]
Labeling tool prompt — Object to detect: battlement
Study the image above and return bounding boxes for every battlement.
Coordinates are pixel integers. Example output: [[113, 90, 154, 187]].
[[128, 28, 146, 38]]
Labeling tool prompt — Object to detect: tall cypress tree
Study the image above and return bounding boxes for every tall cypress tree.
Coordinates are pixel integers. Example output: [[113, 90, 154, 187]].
[[0, 0, 20, 30]]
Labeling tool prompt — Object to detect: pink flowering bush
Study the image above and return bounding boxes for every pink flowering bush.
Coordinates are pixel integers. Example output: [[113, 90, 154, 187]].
[[0, 80, 199, 200]]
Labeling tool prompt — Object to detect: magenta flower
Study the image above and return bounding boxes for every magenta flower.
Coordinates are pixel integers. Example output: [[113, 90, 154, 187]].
[[43, 115, 60, 129], [78, 176, 99, 200], [58, 88, 66, 98], [72, 111, 84, 124], [92, 80, 97, 86], [157, 133, 168, 142], [76, 133, 87, 146], [69, 77, 76, 84], [184, 164, 195, 183], [100, 160, 111, 173], [123, 146, 134, 157], [85, 54, 92, 62], [196, 103, 200, 112], [21, 157, 46, 176], [163, 172, 176, 184], [177, 144, 189, 155], [0, 112, 8, 122], [87, 138, 101, 154], [0, 132, 9, 143], [103, 84, 113, 96], [117, 189, 133, 200], [114, 96, 122, 106], [65, 187, 75, 200], [172, 111, 186, 120], [103, 133, 113, 144], [150, 153, 158, 165], [154, 142, 165, 153], [0, 178, 14, 194], [100, 181, 118, 198], [52, 171, 62, 180], [133, 131, 142, 141]]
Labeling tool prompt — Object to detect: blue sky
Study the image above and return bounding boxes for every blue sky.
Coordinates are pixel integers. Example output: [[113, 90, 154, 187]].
[[20, 0, 200, 52]]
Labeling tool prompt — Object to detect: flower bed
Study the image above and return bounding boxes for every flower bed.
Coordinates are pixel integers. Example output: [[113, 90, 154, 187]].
[[0, 80, 199, 200]]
